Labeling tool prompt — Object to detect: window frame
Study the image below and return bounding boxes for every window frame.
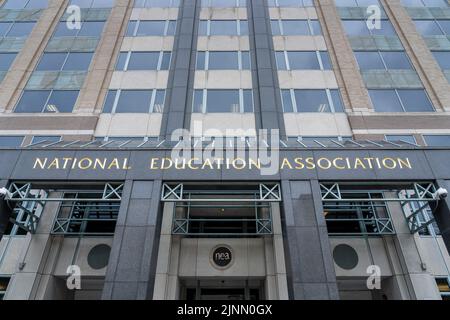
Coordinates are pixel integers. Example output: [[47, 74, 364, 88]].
[[280, 88, 344, 113], [192, 89, 254, 113], [196, 51, 251, 70], [271, 18, 322, 36], [115, 51, 172, 71], [14, 90, 80, 113], [102, 89, 166, 114], [126, 20, 177, 37]]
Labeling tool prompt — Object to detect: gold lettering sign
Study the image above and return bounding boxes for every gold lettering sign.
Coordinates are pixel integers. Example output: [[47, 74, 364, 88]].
[[32, 156, 413, 171]]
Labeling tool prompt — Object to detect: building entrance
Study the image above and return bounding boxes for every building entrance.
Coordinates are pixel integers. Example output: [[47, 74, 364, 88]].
[[181, 279, 263, 300]]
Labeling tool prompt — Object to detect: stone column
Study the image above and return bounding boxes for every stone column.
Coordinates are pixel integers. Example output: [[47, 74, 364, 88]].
[[102, 180, 162, 300], [281, 180, 339, 300]]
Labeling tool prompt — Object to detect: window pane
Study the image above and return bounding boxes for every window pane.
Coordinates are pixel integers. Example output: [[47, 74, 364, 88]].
[[208, 51, 239, 69], [243, 90, 253, 112], [282, 20, 310, 35], [2, 0, 28, 9], [209, 21, 238, 35], [136, 21, 166, 36], [160, 52, 171, 70], [153, 90, 165, 113], [0, 23, 12, 37], [330, 90, 344, 112], [369, 90, 404, 112], [415, 20, 442, 35], [79, 21, 105, 36], [115, 90, 152, 113], [206, 90, 240, 112], [385, 135, 417, 144], [102, 90, 117, 113], [354, 52, 385, 69], [381, 51, 412, 69], [193, 90, 204, 113], [281, 90, 294, 112], [276, 52, 287, 70], [0, 53, 17, 71], [424, 135, 450, 147], [433, 51, 450, 69], [7, 22, 35, 37], [241, 51, 251, 69], [63, 52, 93, 70], [295, 90, 331, 112], [15, 91, 51, 113], [36, 53, 66, 70], [287, 52, 320, 69], [126, 21, 137, 36], [0, 136, 24, 147], [44, 90, 79, 113], [342, 20, 370, 36], [397, 89, 434, 112], [115, 52, 128, 70], [196, 52, 206, 70], [53, 22, 78, 37], [320, 51, 332, 69], [127, 52, 160, 70]]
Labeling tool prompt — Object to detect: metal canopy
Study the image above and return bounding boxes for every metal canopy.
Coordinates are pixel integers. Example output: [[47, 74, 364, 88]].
[[8, 136, 423, 150]]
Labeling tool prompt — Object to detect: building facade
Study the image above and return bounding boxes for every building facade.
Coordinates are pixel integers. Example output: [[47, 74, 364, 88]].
[[0, 0, 450, 300]]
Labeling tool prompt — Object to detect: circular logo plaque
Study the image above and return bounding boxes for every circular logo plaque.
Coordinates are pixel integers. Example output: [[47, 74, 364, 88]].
[[211, 246, 233, 269]]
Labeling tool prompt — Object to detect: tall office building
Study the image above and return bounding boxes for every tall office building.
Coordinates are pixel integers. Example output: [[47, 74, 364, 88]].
[[0, 0, 450, 300]]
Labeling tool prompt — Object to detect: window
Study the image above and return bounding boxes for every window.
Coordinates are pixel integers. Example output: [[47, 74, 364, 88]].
[[414, 19, 450, 36], [201, 0, 247, 7], [385, 135, 417, 145], [0, 21, 35, 37], [69, 0, 114, 7], [322, 187, 394, 236], [134, 0, 180, 7], [0, 136, 24, 147], [271, 19, 322, 36], [126, 20, 177, 36], [342, 19, 397, 36], [196, 51, 251, 70], [193, 89, 254, 113], [424, 135, 450, 147], [276, 51, 331, 70], [0, 52, 17, 71], [1, 0, 48, 9], [53, 21, 105, 37], [102, 89, 166, 113], [402, 0, 450, 7], [0, 278, 10, 300], [354, 51, 413, 70], [115, 51, 171, 71], [199, 20, 248, 36], [281, 89, 344, 112], [436, 278, 450, 300], [35, 52, 93, 71], [268, 0, 315, 7], [368, 89, 434, 112], [432, 51, 450, 69], [15, 90, 79, 113]]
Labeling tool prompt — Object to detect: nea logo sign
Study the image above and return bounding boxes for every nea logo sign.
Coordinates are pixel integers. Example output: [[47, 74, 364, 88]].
[[212, 246, 233, 268]]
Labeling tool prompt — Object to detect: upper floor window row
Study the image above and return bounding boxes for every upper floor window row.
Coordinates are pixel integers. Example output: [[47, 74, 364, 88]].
[[276, 51, 332, 70], [69, 0, 114, 8], [126, 20, 177, 37], [201, 0, 247, 7], [134, 0, 180, 7], [268, 0, 314, 7], [342, 19, 397, 36], [103, 89, 166, 113], [401, 0, 450, 7], [1, 0, 47, 9], [271, 19, 322, 36], [193, 89, 254, 113], [35, 52, 94, 71], [334, 0, 380, 6], [0, 136, 24, 147], [281, 89, 344, 113], [414, 19, 450, 36], [15, 90, 79, 113], [0, 52, 17, 71], [196, 51, 251, 70], [199, 20, 248, 36], [354, 51, 413, 70], [116, 51, 172, 71], [368, 89, 434, 112], [53, 21, 105, 37], [0, 21, 35, 38]]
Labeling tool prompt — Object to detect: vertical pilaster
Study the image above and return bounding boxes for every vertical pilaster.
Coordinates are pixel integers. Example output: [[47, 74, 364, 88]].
[[281, 180, 339, 300], [0, 180, 10, 241], [248, 0, 286, 136], [435, 180, 450, 254], [315, 0, 373, 111], [161, 0, 199, 138], [0, 0, 66, 112], [102, 180, 162, 300], [382, 0, 450, 111], [75, 0, 132, 113]]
